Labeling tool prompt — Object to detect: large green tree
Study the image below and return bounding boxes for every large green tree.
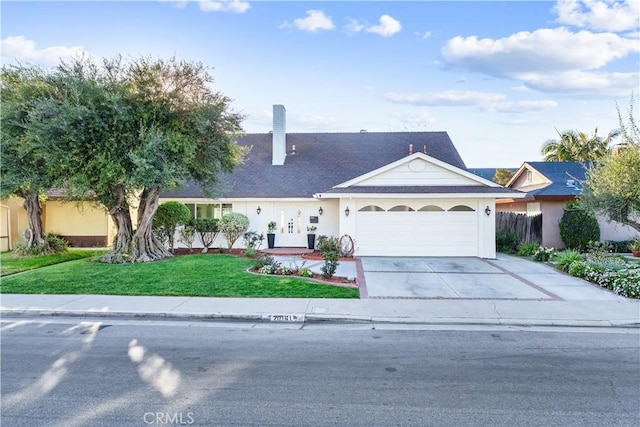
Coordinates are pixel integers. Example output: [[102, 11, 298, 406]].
[[31, 56, 245, 263], [581, 98, 640, 232], [0, 65, 56, 251], [541, 128, 620, 162]]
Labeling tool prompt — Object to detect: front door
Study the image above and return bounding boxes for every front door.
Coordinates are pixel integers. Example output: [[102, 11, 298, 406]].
[[275, 204, 306, 247]]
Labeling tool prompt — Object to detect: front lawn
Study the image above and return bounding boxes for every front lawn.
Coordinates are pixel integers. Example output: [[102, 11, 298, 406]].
[[0, 249, 107, 276], [0, 254, 360, 298]]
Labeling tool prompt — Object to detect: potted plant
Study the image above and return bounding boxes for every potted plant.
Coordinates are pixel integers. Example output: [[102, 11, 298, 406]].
[[629, 237, 640, 257], [306, 225, 317, 250], [267, 221, 277, 249]]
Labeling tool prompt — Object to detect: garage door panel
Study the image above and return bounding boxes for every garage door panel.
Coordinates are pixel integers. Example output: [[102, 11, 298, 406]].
[[355, 201, 479, 256]]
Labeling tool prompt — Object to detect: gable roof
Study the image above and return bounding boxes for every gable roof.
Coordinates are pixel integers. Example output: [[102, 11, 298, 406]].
[[507, 161, 589, 198], [161, 131, 471, 199], [334, 152, 500, 189]]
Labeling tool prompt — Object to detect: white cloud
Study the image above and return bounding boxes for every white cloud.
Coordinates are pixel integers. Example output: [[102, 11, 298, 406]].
[[286, 10, 335, 33], [385, 90, 506, 107], [199, 0, 250, 14], [366, 14, 402, 37], [554, 0, 639, 32], [391, 109, 438, 128], [1, 36, 85, 67], [345, 18, 365, 34], [441, 27, 639, 97], [384, 90, 557, 113]]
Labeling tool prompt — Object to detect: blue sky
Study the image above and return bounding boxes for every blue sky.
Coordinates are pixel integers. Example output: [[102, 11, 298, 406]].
[[2, 0, 639, 167]]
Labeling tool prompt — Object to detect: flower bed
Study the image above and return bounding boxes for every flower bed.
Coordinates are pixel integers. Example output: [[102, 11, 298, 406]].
[[549, 246, 640, 299]]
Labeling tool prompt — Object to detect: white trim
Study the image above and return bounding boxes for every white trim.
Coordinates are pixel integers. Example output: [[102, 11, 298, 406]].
[[506, 162, 552, 188], [159, 197, 319, 203], [314, 192, 526, 199], [334, 152, 501, 188]]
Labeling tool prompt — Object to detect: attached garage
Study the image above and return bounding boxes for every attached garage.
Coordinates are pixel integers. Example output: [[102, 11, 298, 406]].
[[316, 152, 525, 259], [354, 199, 480, 256]]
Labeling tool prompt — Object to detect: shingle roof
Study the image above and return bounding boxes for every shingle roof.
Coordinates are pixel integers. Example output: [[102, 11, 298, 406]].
[[161, 132, 469, 199], [520, 161, 590, 197]]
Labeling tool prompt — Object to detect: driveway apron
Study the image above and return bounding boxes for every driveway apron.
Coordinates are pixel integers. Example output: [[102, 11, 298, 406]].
[[359, 255, 627, 301]]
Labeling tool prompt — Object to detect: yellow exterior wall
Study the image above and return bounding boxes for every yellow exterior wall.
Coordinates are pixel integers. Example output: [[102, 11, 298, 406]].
[[44, 201, 109, 236], [0, 198, 28, 251]]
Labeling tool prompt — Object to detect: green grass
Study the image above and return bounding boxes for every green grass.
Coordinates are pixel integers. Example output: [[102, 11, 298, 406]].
[[0, 254, 360, 298], [1, 249, 107, 276]]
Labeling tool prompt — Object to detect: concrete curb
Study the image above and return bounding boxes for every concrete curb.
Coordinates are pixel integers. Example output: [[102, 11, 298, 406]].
[[2, 309, 639, 329]]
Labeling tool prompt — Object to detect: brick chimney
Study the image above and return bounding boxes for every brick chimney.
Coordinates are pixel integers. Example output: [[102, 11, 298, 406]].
[[272, 105, 286, 165]]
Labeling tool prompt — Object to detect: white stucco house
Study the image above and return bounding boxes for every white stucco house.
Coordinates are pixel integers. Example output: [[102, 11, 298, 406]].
[[160, 105, 524, 258]]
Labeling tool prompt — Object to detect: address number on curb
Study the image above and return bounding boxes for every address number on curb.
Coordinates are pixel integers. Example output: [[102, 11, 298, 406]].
[[267, 314, 304, 322]]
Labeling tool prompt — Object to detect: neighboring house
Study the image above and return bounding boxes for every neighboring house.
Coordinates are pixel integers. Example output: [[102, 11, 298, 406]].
[[496, 161, 637, 248], [159, 105, 522, 258], [0, 193, 114, 251]]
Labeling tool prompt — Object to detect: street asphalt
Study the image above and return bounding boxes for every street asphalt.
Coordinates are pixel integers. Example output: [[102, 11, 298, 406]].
[[1, 254, 638, 328]]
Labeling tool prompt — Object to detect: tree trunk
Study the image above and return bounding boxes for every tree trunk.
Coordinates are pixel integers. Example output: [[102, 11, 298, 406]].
[[101, 189, 135, 263], [129, 186, 172, 262], [22, 191, 47, 248]]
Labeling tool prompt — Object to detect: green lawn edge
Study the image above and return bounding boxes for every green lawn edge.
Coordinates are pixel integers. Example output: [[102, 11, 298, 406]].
[[0, 254, 360, 299]]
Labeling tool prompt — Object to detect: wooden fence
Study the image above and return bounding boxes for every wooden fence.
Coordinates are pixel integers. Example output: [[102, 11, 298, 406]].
[[496, 212, 542, 245]]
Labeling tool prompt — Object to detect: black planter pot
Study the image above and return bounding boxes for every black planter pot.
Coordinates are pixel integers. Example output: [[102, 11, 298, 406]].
[[267, 233, 275, 249], [307, 234, 316, 250]]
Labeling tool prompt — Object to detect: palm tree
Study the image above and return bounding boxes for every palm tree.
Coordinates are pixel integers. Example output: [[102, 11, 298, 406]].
[[541, 128, 620, 162]]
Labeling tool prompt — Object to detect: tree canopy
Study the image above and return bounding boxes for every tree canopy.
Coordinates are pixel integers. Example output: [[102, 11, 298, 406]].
[[581, 98, 640, 232], [541, 128, 620, 162], [0, 65, 57, 251], [17, 56, 246, 262]]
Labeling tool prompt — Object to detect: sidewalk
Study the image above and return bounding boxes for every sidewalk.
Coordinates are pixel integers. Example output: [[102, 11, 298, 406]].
[[1, 293, 639, 328]]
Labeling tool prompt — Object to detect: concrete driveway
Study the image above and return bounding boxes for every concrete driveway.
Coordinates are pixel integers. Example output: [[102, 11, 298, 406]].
[[359, 254, 629, 302]]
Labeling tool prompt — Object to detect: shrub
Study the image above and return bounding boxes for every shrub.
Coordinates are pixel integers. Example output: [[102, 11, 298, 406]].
[[606, 240, 633, 253], [517, 242, 539, 257], [612, 267, 640, 299], [195, 218, 219, 253], [496, 231, 517, 253], [242, 231, 264, 251], [219, 213, 250, 250], [298, 266, 313, 278], [317, 235, 340, 278], [46, 234, 69, 252], [533, 246, 554, 262], [317, 235, 339, 254], [321, 250, 339, 279], [553, 249, 582, 272], [254, 253, 278, 270], [179, 219, 196, 251], [568, 260, 587, 278], [14, 233, 68, 256], [274, 265, 293, 275], [153, 201, 192, 252], [559, 201, 600, 251]]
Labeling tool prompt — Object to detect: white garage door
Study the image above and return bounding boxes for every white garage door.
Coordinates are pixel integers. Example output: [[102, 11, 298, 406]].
[[355, 201, 479, 256]]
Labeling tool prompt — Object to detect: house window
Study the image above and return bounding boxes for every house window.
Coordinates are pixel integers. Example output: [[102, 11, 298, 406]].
[[525, 170, 533, 184], [418, 205, 444, 212], [389, 205, 415, 212], [449, 205, 475, 212], [359, 205, 385, 212], [192, 203, 233, 219]]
